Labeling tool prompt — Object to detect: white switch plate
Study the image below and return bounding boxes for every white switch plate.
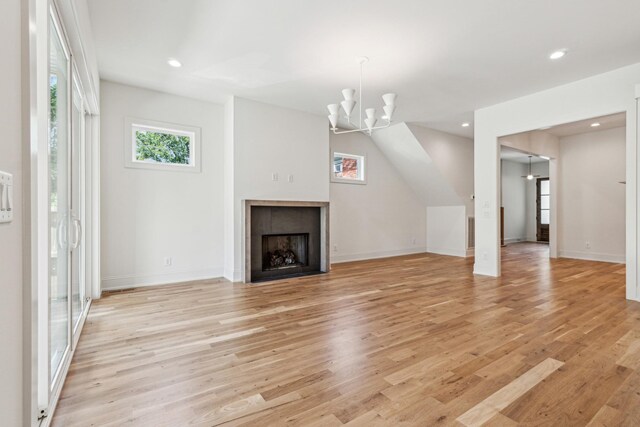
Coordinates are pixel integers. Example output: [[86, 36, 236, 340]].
[[0, 171, 14, 223]]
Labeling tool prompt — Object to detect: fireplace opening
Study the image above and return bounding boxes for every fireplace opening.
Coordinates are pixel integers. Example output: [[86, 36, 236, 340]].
[[262, 233, 309, 271]]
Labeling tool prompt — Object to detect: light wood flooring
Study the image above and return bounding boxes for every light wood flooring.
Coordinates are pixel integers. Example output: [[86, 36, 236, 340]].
[[52, 243, 640, 426]]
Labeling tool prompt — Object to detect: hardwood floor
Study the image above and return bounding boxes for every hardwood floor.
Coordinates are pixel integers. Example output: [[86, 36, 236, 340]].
[[52, 243, 640, 426]]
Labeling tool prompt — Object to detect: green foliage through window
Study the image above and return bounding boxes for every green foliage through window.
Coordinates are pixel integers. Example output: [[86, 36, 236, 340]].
[[135, 129, 191, 165]]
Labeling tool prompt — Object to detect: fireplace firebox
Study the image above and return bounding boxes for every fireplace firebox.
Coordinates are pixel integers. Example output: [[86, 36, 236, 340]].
[[246, 201, 329, 283], [262, 233, 309, 271]]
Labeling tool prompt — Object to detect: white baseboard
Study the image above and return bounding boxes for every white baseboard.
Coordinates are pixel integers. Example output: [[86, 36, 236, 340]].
[[331, 247, 427, 264], [558, 250, 625, 264], [224, 269, 243, 283], [504, 237, 526, 244], [101, 267, 225, 291], [426, 246, 467, 258]]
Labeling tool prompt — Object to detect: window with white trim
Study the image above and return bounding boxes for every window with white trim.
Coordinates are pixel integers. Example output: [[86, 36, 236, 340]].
[[125, 118, 201, 172], [331, 152, 366, 184]]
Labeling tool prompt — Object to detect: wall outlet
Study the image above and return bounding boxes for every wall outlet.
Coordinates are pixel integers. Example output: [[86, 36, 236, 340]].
[[411, 237, 417, 245], [271, 172, 279, 181], [585, 241, 591, 249], [164, 257, 172, 266], [333, 244, 338, 252], [288, 174, 294, 183]]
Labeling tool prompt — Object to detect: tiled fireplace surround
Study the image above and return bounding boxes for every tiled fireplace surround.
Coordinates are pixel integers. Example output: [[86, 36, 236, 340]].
[[244, 200, 330, 283]]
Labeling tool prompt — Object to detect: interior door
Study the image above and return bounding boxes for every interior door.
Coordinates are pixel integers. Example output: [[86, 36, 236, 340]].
[[537, 178, 550, 242]]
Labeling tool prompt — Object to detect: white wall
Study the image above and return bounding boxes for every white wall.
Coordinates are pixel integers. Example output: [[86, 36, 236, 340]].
[[409, 124, 475, 215], [0, 0, 24, 423], [225, 97, 330, 281], [100, 81, 225, 290], [427, 206, 467, 257], [329, 131, 426, 262], [559, 127, 626, 262], [500, 160, 527, 242], [474, 62, 639, 301]]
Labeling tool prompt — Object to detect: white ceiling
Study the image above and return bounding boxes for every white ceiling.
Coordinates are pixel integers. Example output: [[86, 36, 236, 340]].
[[541, 112, 626, 137], [500, 146, 547, 164], [87, 0, 640, 137]]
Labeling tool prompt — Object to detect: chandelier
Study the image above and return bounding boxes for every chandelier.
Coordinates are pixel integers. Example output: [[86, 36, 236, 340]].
[[327, 57, 397, 135]]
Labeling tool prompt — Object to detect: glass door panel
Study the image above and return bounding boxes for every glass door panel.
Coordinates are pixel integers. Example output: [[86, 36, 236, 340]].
[[49, 14, 71, 385], [71, 74, 86, 333]]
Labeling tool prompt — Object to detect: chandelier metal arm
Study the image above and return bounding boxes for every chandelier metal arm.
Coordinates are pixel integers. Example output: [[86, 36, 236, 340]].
[[330, 120, 392, 135]]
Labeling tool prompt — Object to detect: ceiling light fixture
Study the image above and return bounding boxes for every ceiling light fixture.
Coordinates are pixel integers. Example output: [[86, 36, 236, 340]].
[[549, 49, 567, 60], [327, 57, 397, 135], [591, 122, 601, 127], [167, 58, 182, 68], [461, 122, 470, 128], [522, 156, 541, 181], [539, 155, 551, 160]]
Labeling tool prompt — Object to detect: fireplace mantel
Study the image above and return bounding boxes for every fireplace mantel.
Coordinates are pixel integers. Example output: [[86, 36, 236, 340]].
[[244, 200, 330, 283]]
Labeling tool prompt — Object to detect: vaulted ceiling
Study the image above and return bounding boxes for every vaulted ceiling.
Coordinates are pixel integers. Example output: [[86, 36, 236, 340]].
[[88, 0, 640, 137]]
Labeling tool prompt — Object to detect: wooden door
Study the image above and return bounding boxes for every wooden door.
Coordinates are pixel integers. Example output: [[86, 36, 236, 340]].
[[536, 178, 550, 242]]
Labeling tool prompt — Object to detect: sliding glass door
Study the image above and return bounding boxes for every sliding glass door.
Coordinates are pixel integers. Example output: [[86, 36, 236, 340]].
[[49, 10, 71, 386], [45, 4, 91, 408], [71, 73, 87, 335]]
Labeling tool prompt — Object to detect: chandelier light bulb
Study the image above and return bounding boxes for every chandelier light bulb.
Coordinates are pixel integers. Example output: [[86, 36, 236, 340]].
[[341, 100, 356, 118], [342, 88, 356, 101], [383, 105, 395, 120], [527, 174, 534, 180], [365, 117, 377, 132], [328, 114, 339, 130], [365, 108, 376, 120], [327, 104, 340, 116], [382, 93, 397, 106]]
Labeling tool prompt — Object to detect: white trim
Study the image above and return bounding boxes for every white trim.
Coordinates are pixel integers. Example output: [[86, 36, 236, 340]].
[[123, 117, 202, 173], [224, 270, 243, 283], [331, 151, 367, 184], [426, 247, 468, 258], [558, 250, 626, 264], [331, 247, 426, 263], [101, 267, 224, 291], [504, 237, 527, 244]]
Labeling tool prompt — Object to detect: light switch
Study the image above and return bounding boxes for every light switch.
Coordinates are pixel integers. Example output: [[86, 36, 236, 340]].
[[0, 171, 13, 223]]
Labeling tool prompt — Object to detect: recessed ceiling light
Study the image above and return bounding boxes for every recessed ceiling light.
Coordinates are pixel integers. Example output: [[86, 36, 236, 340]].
[[461, 122, 470, 127], [591, 122, 601, 127], [549, 49, 567, 60], [167, 58, 182, 68]]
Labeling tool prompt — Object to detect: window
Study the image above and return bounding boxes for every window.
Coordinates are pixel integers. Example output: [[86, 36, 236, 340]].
[[124, 117, 201, 172], [331, 152, 366, 184]]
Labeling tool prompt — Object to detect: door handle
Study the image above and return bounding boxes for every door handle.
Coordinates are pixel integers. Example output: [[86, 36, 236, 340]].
[[57, 215, 68, 250], [71, 218, 82, 250]]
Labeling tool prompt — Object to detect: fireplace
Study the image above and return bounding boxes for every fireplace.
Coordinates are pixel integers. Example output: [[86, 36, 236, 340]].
[[245, 200, 329, 283], [262, 233, 309, 271]]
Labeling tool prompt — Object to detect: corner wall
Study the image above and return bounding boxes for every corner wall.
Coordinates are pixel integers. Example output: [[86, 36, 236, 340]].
[[100, 81, 225, 290], [474, 62, 639, 301], [329, 131, 426, 262], [558, 127, 626, 262], [225, 97, 330, 281]]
